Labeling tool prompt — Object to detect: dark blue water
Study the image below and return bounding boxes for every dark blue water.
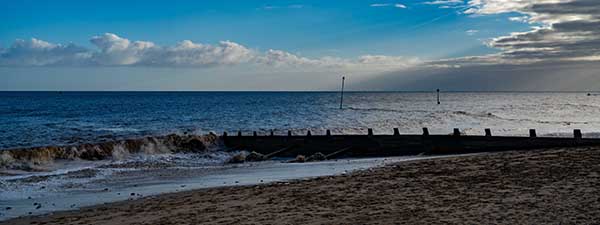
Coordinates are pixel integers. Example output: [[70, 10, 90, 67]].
[[2, 91, 600, 150]]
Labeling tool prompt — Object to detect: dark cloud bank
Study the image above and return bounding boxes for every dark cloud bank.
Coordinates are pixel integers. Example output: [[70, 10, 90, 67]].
[[356, 61, 600, 91]]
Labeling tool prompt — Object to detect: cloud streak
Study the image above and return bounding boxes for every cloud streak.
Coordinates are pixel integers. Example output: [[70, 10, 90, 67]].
[[370, 3, 407, 8]]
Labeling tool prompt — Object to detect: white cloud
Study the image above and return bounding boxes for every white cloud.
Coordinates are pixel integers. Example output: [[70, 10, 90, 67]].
[[370, 3, 391, 7], [87, 33, 254, 67], [0, 38, 90, 66], [0, 33, 420, 73], [424, 0, 463, 5], [508, 16, 529, 23], [466, 29, 479, 35], [370, 3, 407, 8]]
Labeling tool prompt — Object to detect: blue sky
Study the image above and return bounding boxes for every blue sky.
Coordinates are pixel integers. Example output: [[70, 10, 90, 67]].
[[1, 0, 599, 91], [0, 0, 527, 58]]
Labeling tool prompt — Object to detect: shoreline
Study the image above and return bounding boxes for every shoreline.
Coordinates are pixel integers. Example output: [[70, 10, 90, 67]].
[[3, 147, 600, 224], [0, 156, 438, 221]]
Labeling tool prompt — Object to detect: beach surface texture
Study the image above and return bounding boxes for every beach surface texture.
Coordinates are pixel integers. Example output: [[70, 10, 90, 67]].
[[4, 147, 600, 224]]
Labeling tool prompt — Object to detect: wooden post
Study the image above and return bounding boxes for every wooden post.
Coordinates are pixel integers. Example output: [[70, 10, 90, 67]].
[[436, 89, 440, 105], [368, 128, 373, 136], [340, 76, 345, 109], [288, 130, 292, 136], [326, 130, 331, 136], [270, 130, 274, 136], [453, 128, 460, 136], [422, 128, 429, 136], [223, 132, 228, 137], [485, 128, 492, 137], [238, 131, 242, 136], [393, 128, 400, 136], [574, 129, 582, 139], [253, 131, 257, 137], [529, 129, 537, 138], [307, 130, 312, 136]]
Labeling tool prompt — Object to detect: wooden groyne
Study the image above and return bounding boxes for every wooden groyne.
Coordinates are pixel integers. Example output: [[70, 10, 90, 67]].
[[223, 128, 600, 158]]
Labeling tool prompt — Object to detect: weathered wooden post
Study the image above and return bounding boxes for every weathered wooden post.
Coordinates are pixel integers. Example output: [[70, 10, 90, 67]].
[[340, 76, 345, 109], [238, 131, 242, 136], [437, 89, 440, 105], [574, 129, 582, 139], [326, 129, 331, 136], [368, 128, 373, 137], [453, 128, 460, 136], [288, 130, 292, 136], [270, 130, 274, 136], [223, 131, 228, 137], [307, 130, 312, 136], [485, 128, 492, 137], [529, 129, 537, 138], [393, 128, 400, 136], [422, 128, 429, 136], [253, 131, 257, 137]]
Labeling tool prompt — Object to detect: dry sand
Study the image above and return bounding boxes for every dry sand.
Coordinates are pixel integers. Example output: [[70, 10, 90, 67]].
[[3, 147, 600, 224]]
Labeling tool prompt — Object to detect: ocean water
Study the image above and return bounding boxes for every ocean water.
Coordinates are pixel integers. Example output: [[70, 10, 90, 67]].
[[1, 91, 599, 150], [1, 91, 599, 220]]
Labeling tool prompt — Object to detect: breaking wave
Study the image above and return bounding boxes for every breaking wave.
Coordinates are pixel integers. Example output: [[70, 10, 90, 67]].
[[0, 133, 222, 172]]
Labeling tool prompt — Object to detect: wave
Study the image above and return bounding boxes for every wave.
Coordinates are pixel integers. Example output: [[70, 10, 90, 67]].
[[0, 133, 220, 172]]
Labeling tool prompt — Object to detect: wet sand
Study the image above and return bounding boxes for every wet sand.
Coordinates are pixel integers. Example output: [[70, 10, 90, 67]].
[[4, 147, 600, 224]]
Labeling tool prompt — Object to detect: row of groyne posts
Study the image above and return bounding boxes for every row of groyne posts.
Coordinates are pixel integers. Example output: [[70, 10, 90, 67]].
[[220, 127, 597, 161], [222, 128, 585, 139]]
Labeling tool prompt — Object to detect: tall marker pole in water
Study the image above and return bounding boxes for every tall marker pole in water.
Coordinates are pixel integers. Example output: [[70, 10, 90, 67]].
[[437, 89, 440, 104], [340, 76, 345, 109]]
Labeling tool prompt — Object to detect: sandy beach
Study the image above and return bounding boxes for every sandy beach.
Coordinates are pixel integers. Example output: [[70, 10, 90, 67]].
[[3, 146, 600, 224]]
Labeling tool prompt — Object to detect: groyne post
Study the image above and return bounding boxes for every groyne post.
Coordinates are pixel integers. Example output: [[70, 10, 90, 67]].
[[393, 128, 400, 136], [288, 130, 292, 136], [437, 89, 440, 105], [574, 129, 582, 139], [307, 130, 312, 136], [485, 128, 492, 137], [223, 132, 228, 137], [270, 130, 274, 136], [340, 76, 345, 109], [238, 131, 242, 136], [368, 128, 374, 137], [529, 129, 537, 138], [326, 130, 331, 136], [453, 128, 460, 136], [422, 128, 429, 136], [253, 131, 257, 137]]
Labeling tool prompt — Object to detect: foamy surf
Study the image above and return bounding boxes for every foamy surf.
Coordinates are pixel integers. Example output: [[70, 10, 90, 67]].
[[0, 155, 438, 221], [0, 133, 222, 172]]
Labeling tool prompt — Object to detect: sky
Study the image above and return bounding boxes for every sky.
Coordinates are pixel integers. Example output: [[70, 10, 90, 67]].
[[1, 0, 599, 91]]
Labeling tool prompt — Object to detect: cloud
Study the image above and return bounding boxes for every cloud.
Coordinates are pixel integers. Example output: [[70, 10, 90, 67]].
[[370, 3, 392, 7], [354, 60, 600, 91], [466, 29, 479, 35], [460, 0, 600, 63], [370, 3, 407, 8], [0, 33, 420, 72], [0, 38, 91, 66], [508, 16, 529, 23], [424, 0, 463, 5]]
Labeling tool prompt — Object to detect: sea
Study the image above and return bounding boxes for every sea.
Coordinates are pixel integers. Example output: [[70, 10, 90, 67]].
[[1, 91, 599, 220]]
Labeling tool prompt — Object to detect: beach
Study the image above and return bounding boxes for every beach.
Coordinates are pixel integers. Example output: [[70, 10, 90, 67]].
[[3, 146, 600, 224]]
